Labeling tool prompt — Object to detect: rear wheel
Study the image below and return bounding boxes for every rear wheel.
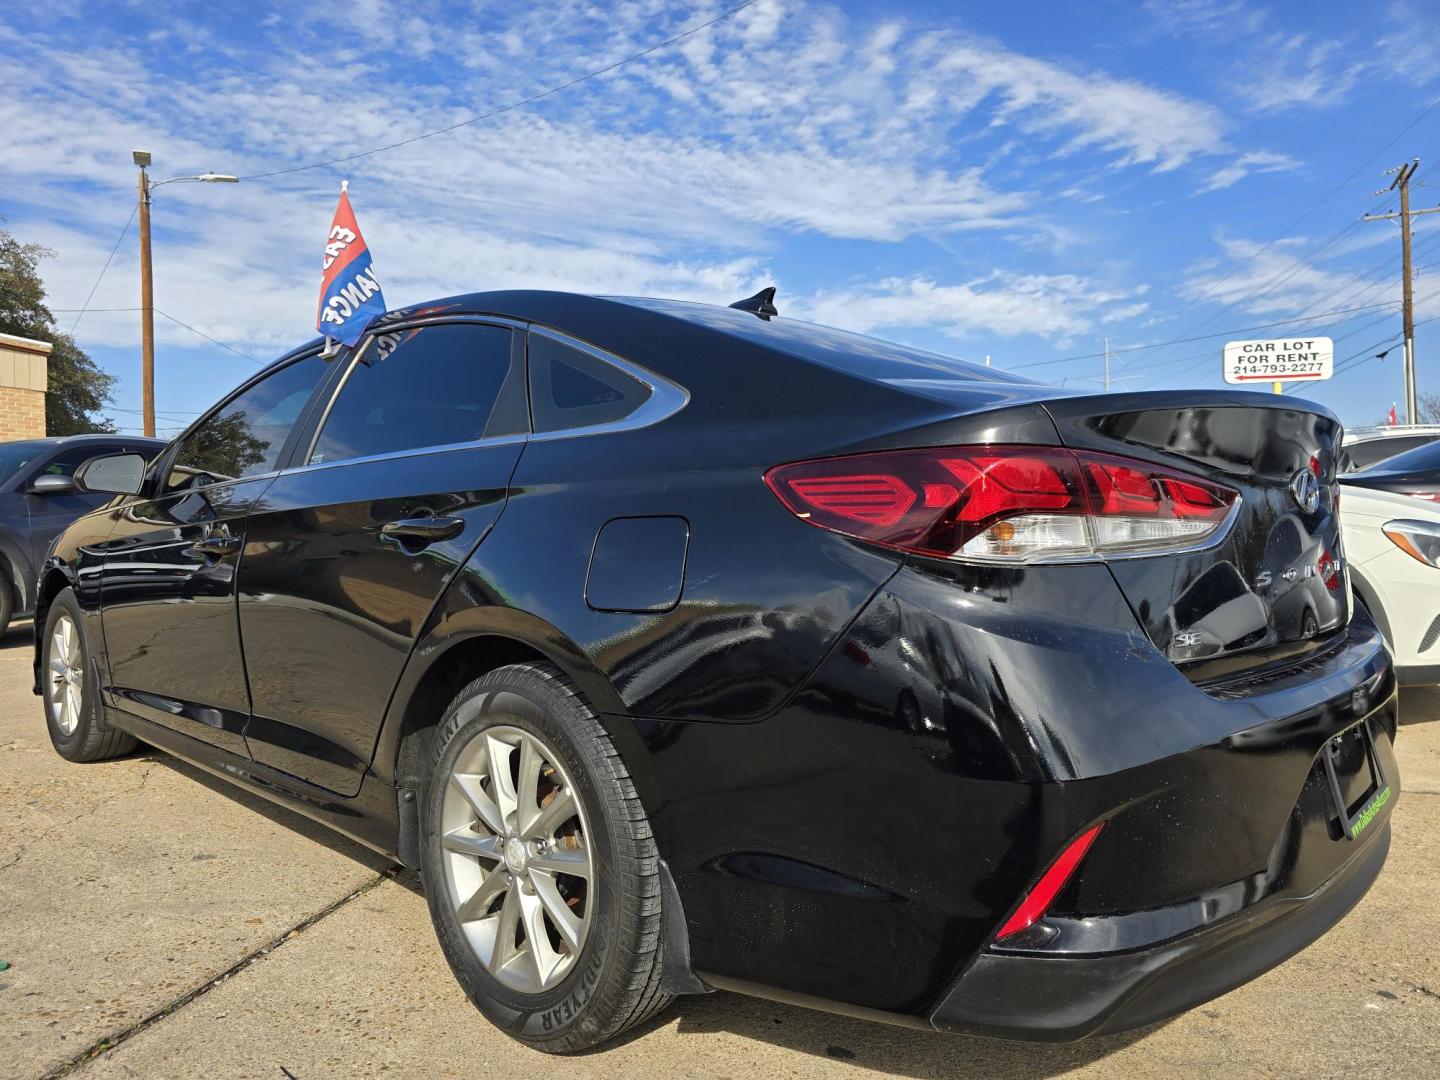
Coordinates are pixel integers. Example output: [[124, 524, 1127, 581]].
[[42, 588, 137, 762], [420, 663, 670, 1052]]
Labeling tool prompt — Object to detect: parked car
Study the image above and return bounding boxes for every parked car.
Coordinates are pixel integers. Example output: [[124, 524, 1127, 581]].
[[1339, 424, 1440, 473], [0, 434, 165, 636], [1342, 483, 1440, 685], [34, 291, 1397, 1052], [1342, 435, 1440, 503]]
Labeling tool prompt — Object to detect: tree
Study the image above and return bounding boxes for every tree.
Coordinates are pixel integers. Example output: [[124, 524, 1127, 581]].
[[0, 226, 117, 434], [171, 412, 267, 484]]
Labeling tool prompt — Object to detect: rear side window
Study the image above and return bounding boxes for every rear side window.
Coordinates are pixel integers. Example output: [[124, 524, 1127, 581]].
[[309, 324, 520, 466], [529, 333, 652, 433], [166, 354, 330, 493]]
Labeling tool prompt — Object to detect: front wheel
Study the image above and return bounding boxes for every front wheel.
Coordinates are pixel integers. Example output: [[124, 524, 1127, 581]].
[[420, 663, 670, 1052], [42, 588, 137, 762]]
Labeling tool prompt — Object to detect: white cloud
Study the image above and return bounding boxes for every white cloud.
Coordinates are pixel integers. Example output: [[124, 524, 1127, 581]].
[[1199, 150, 1300, 192], [0, 0, 1241, 371], [1239, 35, 1365, 113], [796, 272, 1148, 342], [1144, 1, 1436, 113], [1180, 236, 1395, 319]]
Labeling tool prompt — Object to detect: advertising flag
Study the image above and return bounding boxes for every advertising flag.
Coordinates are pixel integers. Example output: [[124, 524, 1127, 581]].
[[316, 183, 385, 346], [1388, 403, 1398, 427]]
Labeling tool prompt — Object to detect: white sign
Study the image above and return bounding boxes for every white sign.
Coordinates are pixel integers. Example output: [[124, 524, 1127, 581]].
[[1223, 337, 1333, 384]]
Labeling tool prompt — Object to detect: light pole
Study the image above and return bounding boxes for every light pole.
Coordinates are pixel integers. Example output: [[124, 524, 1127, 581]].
[[132, 150, 239, 436]]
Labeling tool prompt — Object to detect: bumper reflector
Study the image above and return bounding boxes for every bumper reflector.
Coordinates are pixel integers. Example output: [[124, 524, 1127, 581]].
[[996, 823, 1105, 941]]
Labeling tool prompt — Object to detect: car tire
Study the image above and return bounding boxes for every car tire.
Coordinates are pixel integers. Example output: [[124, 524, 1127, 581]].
[[420, 662, 671, 1053], [42, 587, 137, 762]]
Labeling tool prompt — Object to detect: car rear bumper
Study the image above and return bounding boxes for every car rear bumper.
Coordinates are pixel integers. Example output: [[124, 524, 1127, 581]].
[[650, 561, 1399, 1024], [929, 818, 1390, 1040]]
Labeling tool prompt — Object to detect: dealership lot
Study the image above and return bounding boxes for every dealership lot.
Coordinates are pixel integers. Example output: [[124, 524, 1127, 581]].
[[1, 627, 1436, 1080]]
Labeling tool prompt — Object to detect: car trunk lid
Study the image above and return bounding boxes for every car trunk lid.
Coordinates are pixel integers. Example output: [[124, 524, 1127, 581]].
[[1041, 391, 1348, 678]]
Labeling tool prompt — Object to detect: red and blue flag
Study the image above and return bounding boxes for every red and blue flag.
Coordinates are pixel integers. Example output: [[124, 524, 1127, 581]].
[[316, 185, 385, 346]]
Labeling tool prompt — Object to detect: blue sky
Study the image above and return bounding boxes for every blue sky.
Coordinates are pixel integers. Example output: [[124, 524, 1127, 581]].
[[3, 0, 1440, 435]]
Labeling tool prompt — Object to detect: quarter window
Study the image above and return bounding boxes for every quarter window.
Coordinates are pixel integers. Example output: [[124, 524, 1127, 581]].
[[529, 333, 652, 433], [166, 354, 331, 493], [308, 324, 518, 466]]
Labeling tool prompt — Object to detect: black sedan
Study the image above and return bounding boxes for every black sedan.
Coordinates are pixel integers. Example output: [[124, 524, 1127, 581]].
[[1341, 436, 1440, 504], [34, 291, 1397, 1051]]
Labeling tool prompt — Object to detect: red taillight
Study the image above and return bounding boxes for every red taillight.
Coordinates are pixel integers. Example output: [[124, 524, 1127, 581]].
[[1318, 550, 1341, 591], [765, 445, 1239, 563], [996, 823, 1104, 941]]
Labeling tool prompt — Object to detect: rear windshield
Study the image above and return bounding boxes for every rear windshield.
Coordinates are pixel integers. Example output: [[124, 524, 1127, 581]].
[[615, 297, 1034, 386], [1358, 436, 1440, 475]]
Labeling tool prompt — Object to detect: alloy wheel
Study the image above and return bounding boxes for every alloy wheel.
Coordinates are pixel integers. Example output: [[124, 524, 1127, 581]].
[[47, 613, 84, 737], [440, 723, 593, 994]]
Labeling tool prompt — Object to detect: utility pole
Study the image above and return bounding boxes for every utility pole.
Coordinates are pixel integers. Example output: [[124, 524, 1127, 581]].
[[1103, 337, 1109, 390], [1365, 158, 1440, 424], [133, 150, 155, 437], [129, 151, 239, 437]]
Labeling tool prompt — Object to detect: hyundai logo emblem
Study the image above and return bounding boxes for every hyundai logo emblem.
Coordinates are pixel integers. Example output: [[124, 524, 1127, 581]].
[[1288, 468, 1321, 513]]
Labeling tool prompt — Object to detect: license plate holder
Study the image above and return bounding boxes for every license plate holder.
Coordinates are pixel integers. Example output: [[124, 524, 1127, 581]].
[[1321, 717, 1391, 842]]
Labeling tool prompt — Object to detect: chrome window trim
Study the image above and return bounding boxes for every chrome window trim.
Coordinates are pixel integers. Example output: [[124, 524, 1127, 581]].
[[302, 341, 366, 467], [526, 325, 689, 442], [300, 317, 523, 469], [255, 315, 689, 480], [285, 433, 528, 477]]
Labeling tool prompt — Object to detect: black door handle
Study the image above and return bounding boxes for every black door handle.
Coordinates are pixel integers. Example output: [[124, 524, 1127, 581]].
[[189, 534, 243, 558], [380, 516, 465, 546]]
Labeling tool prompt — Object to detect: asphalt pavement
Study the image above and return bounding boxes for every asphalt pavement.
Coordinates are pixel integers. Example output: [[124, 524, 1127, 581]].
[[1, 624, 1436, 1079]]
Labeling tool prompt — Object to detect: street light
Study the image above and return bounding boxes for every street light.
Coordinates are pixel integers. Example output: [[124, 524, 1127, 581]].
[[132, 150, 239, 437]]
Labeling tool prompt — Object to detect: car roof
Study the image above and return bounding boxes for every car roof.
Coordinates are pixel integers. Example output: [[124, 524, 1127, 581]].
[[1343, 425, 1440, 443], [0, 434, 164, 448], [265, 289, 1067, 421]]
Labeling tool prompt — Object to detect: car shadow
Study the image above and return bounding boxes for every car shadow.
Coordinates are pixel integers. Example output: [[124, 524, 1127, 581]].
[[145, 753, 398, 875], [613, 989, 1163, 1078], [1399, 685, 1440, 726], [7, 618, 398, 878]]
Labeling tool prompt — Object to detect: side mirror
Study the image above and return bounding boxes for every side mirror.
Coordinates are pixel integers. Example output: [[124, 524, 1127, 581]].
[[75, 452, 147, 496], [28, 473, 78, 496]]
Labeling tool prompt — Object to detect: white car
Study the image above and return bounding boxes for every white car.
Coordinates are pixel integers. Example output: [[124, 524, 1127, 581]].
[[1342, 483, 1440, 684]]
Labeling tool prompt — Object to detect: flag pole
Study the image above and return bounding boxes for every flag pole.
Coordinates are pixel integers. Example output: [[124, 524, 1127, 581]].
[[320, 179, 351, 358]]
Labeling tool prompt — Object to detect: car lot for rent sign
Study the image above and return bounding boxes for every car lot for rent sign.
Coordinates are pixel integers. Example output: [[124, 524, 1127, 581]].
[[1223, 337, 1333, 384]]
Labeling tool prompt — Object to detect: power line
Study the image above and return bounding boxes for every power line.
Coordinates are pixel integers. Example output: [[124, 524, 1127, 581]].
[[1155, 97, 1440, 339], [47, 306, 142, 313], [1101, 226, 1440, 386], [55, 302, 264, 364], [1130, 281, 1440, 391], [153, 309, 263, 364], [238, 1, 758, 182], [68, 203, 138, 333], [1009, 300, 1402, 370]]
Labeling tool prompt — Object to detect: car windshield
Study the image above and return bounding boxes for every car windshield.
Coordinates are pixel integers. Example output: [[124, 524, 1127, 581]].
[[1358, 437, 1440, 475], [0, 440, 49, 485]]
